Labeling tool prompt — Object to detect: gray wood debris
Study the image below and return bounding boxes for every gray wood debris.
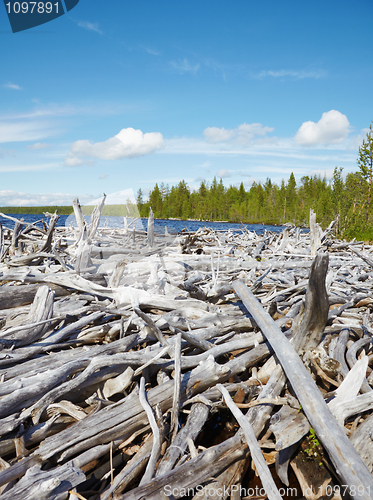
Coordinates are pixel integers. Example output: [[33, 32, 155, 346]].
[[0, 204, 373, 499]]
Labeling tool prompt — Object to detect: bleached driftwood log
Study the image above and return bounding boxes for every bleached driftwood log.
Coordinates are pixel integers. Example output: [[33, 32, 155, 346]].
[[291, 252, 329, 361], [233, 279, 373, 499], [1, 204, 373, 498]]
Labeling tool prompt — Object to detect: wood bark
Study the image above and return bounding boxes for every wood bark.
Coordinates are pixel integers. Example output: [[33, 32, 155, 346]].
[[233, 279, 373, 499]]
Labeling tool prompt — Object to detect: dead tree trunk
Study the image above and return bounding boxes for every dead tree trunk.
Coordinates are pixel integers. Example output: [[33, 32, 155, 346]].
[[291, 252, 329, 360]]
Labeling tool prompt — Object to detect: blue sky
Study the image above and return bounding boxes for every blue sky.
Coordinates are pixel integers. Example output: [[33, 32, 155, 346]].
[[0, 0, 372, 206]]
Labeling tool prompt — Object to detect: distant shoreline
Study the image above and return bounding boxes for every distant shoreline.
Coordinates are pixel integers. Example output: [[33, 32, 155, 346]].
[[0, 208, 289, 229]]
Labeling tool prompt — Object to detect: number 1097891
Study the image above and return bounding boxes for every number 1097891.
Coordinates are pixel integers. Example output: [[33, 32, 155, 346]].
[[5, 2, 59, 14]]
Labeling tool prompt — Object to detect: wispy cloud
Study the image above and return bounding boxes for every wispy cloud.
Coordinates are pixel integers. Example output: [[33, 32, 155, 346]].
[[0, 189, 77, 207], [75, 20, 103, 34], [143, 46, 160, 56], [28, 142, 48, 150], [162, 135, 358, 165], [3, 83, 21, 90], [216, 169, 231, 178], [0, 104, 78, 121], [0, 163, 59, 173], [64, 156, 94, 167], [170, 58, 200, 74], [252, 69, 326, 80], [204, 59, 245, 80], [204, 123, 275, 146], [0, 120, 59, 143], [0, 102, 130, 121]]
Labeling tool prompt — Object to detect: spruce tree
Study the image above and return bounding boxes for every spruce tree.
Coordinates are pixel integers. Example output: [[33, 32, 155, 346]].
[[357, 123, 373, 221]]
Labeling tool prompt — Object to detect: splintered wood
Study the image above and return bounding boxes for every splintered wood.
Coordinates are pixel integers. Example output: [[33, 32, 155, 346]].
[[1, 204, 373, 499]]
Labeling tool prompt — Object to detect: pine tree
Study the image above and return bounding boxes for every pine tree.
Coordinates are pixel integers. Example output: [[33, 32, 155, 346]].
[[357, 123, 373, 221], [149, 184, 163, 217]]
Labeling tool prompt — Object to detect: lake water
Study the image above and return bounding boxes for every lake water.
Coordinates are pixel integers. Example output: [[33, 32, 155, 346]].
[[0, 212, 286, 235]]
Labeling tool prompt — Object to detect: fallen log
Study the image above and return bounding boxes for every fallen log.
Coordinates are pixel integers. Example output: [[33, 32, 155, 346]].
[[233, 278, 373, 498]]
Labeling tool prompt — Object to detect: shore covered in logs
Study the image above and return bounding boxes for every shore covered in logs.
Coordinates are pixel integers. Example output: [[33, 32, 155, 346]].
[[0, 200, 373, 499]]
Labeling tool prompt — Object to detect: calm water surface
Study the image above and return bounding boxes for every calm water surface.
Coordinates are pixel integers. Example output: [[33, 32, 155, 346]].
[[0, 213, 286, 235]]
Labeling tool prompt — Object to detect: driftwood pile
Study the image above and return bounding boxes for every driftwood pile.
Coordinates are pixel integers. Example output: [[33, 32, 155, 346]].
[[0, 200, 373, 499]]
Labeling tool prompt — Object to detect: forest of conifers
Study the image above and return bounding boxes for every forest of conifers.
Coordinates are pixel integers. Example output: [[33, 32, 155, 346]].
[[137, 168, 368, 240], [138, 125, 373, 241], [2, 124, 372, 240]]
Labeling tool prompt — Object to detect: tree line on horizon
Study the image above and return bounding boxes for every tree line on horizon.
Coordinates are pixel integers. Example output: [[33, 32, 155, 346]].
[[1, 124, 372, 240], [138, 123, 373, 241]]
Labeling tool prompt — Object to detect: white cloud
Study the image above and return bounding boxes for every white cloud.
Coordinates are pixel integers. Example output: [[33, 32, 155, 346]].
[[99, 174, 108, 179], [66, 127, 164, 164], [3, 83, 21, 90], [0, 190, 76, 207], [143, 47, 160, 56], [216, 169, 231, 178], [28, 142, 48, 150], [0, 120, 58, 143], [204, 123, 274, 146], [64, 155, 94, 167], [0, 102, 132, 123], [0, 163, 58, 173], [253, 69, 326, 80], [0, 104, 77, 121], [76, 20, 102, 34], [204, 127, 235, 143], [162, 137, 357, 175], [86, 189, 137, 206], [295, 110, 351, 147], [170, 58, 200, 74]]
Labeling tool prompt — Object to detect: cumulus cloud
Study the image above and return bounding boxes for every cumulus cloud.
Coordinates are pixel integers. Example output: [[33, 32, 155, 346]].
[[28, 142, 48, 150], [170, 58, 200, 74], [204, 128, 235, 143], [295, 110, 351, 147], [204, 123, 274, 146], [65, 128, 164, 165], [216, 169, 231, 178]]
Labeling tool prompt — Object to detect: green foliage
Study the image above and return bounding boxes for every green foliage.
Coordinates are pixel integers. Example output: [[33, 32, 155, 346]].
[[0, 206, 73, 215], [357, 123, 373, 183], [357, 123, 373, 222], [2, 122, 373, 242], [303, 428, 322, 460], [139, 173, 336, 228], [144, 122, 373, 241]]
